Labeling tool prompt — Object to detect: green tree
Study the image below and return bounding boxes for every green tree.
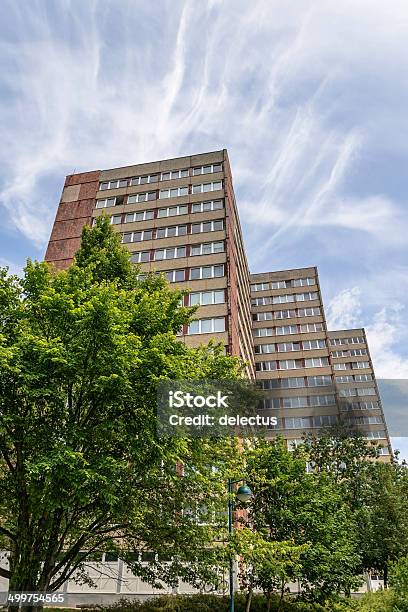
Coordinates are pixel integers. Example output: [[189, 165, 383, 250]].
[[243, 439, 361, 603], [0, 217, 242, 602], [305, 432, 408, 588]]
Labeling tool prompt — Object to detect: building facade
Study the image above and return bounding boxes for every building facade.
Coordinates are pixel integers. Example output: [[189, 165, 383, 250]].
[[45, 149, 391, 456]]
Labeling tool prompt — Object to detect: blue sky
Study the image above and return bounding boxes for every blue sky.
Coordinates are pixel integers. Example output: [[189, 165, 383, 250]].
[[1, 0, 407, 456]]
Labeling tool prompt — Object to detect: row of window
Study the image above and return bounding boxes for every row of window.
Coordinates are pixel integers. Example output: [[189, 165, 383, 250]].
[[262, 394, 336, 409], [253, 308, 321, 321], [187, 317, 226, 335], [338, 387, 377, 397], [339, 401, 379, 411], [255, 339, 326, 354], [137, 264, 225, 283], [99, 164, 223, 190], [96, 182, 222, 207], [129, 241, 225, 263], [122, 219, 224, 243], [334, 361, 370, 370], [259, 375, 332, 389], [272, 415, 338, 430], [256, 357, 330, 371], [336, 374, 373, 383], [330, 336, 365, 346], [251, 278, 315, 291], [160, 181, 222, 198], [253, 323, 324, 337], [252, 292, 319, 306], [331, 348, 367, 357], [113, 200, 224, 224], [274, 416, 385, 431]]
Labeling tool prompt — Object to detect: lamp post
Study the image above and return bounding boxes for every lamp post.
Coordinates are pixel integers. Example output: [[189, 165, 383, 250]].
[[228, 479, 253, 612]]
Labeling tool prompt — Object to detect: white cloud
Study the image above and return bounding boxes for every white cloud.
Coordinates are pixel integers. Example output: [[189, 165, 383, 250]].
[[1, 0, 408, 252], [326, 287, 362, 330], [326, 286, 408, 379]]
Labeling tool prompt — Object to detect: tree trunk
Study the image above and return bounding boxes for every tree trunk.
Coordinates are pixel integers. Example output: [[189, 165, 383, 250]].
[[266, 591, 272, 612], [383, 564, 388, 589], [245, 587, 253, 612], [277, 580, 285, 611]]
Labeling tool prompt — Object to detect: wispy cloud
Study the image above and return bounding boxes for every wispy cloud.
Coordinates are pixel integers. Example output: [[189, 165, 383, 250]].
[[1, 0, 408, 438]]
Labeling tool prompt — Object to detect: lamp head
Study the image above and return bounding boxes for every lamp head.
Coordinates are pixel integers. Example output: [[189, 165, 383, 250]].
[[236, 484, 253, 503]]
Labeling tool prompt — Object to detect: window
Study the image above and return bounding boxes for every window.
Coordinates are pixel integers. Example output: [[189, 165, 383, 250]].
[[352, 361, 370, 369], [261, 398, 281, 409], [130, 174, 159, 185], [314, 415, 338, 427], [189, 290, 225, 306], [130, 251, 150, 263], [164, 269, 186, 283], [125, 210, 154, 223], [110, 215, 122, 225], [191, 200, 224, 213], [161, 169, 189, 180], [332, 350, 350, 358], [192, 181, 223, 194], [330, 338, 349, 346], [253, 327, 273, 337], [157, 204, 188, 218], [339, 388, 357, 397], [96, 197, 116, 208], [275, 325, 298, 335], [298, 307, 321, 317], [189, 265, 225, 280], [305, 357, 329, 368], [336, 375, 354, 383], [188, 317, 226, 334], [191, 219, 224, 234], [365, 430, 386, 439], [159, 187, 189, 198], [254, 312, 273, 321], [251, 282, 270, 291], [357, 387, 377, 396], [155, 247, 186, 260], [296, 292, 319, 301], [156, 225, 187, 239], [128, 192, 157, 203], [282, 397, 308, 408], [354, 374, 373, 382], [303, 339, 326, 350], [293, 277, 316, 287], [285, 417, 312, 429], [122, 229, 153, 243], [334, 363, 351, 370], [255, 361, 277, 372], [274, 310, 296, 319], [255, 343, 275, 354], [360, 401, 379, 410], [350, 348, 367, 356], [99, 179, 128, 190], [252, 296, 273, 306], [260, 377, 305, 389], [307, 375, 332, 387], [191, 241, 225, 256], [300, 323, 324, 333], [310, 395, 336, 406], [277, 342, 301, 352], [279, 359, 302, 370], [273, 294, 295, 304], [193, 163, 222, 175], [271, 280, 288, 289]]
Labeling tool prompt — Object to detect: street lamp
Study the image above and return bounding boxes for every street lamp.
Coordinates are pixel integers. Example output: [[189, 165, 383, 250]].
[[228, 479, 253, 612]]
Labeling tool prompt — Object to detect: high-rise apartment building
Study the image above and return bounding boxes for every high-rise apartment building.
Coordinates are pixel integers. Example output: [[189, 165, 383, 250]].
[[45, 149, 391, 456]]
